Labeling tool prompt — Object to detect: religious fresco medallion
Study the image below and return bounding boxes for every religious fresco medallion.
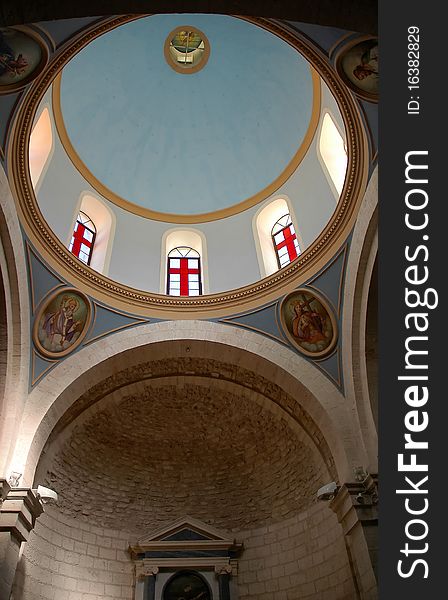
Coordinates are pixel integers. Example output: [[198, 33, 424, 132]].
[[0, 27, 48, 94], [33, 288, 92, 358], [163, 571, 211, 600], [335, 36, 378, 103], [280, 288, 338, 358]]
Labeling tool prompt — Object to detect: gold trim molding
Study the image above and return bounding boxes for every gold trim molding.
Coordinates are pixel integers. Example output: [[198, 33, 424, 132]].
[[50, 16, 321, 224], [8, 15, 369, 319]]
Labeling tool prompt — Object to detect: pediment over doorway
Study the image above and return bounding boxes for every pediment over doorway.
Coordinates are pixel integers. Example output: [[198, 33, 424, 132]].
[[129, 516, 243, 559]]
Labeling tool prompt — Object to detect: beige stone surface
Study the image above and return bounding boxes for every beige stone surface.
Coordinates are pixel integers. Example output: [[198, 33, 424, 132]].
[[37, 378, 326, 533], [11, 502, 355, 600], [237, 503, 356, 600]]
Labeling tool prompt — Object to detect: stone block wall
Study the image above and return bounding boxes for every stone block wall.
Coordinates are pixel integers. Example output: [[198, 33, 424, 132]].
[[12, 502, 355, 600], [237, 502, 355, 600], [11, 507, 134, 600]]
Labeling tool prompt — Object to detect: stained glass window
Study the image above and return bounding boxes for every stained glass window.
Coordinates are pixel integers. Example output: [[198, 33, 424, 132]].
[[165, 27, 209, 73], [271, 214, 300, 269], [68, 211, 96, 265], [171, 30, 203, 63], [167, 247, 202, 296]]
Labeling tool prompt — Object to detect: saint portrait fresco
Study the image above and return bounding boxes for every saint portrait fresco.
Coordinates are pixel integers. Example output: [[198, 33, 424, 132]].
[[33, 288, 91, 358], [163, 571, 211, 600], [0, 27, 47, 93], [280, 288, 338, 358], [335, 37, 378, 102]]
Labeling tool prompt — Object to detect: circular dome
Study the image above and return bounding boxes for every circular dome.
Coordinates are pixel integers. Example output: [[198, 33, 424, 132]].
[[15, 14, 367, 312], [56, 14, 316, 220]]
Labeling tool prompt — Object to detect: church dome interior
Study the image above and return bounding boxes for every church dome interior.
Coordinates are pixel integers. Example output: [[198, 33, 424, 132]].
[[0, 4, 378, 600], [27, 14, 349, 296]]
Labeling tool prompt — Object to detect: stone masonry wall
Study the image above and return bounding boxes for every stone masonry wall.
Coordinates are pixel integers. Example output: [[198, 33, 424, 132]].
[[237, 502, 355, 600], [12, 506, 134, 600], [39, 380, 326, 534], [11, 501, 355, 600]]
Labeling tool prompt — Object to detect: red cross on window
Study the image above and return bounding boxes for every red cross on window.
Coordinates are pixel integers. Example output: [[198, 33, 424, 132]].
[[69, 212, 96, 265], [167, 247, 202, 296], [272, 214, 300, 269]]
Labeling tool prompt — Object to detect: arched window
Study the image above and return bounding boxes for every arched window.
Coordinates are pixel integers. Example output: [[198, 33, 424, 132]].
[[68, 211, 96, 265], [70, 194, 115, 275], [318, 111, 348, 196], [271, 213, 300, 268], [29, 106, 53, 190], [167, 247, 202, 296], [254, 197, 302, 277]]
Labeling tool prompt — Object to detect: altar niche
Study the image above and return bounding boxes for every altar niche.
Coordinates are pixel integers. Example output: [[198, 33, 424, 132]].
[[129, 517, 243, 600]]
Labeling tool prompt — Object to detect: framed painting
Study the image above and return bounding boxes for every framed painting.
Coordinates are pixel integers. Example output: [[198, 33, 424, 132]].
[[335, 36, 378, 102], [0, 27, 48, 94], [33, 288, 92, 358], [163, 571, 211, 600], [280, 288, 338, 358]]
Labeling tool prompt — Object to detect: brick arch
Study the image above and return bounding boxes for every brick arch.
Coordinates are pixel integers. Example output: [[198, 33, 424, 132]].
[[10, 321, 370, 486], [0, 0, 378, 34]]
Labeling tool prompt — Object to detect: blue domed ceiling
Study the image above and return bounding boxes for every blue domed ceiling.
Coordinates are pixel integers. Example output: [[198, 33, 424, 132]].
[[58, 14, 315, 218]]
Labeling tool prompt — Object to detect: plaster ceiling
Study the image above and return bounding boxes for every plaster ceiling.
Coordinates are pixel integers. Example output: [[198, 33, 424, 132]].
[[58, 14, 314, 217]]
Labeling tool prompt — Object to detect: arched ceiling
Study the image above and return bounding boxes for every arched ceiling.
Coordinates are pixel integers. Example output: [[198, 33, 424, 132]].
[[58, 14, 315, 217], [38, 378, 326, 533]]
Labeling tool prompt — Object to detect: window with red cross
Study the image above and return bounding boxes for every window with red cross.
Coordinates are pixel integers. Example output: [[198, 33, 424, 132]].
[[68, 211, 96, 265], [167, 247, 202, 296], [271, 214, 300, 269]]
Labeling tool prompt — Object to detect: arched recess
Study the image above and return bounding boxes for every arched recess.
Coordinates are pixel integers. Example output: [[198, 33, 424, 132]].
[[69, 193, 115, 275], [7, 320, 370, 487], [0, 164, 31, 477], [342, 166, 378, 472], [33, 374, 333, 532]]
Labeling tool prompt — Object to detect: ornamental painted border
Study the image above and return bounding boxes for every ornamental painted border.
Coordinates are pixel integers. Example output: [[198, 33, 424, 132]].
[[8, 15, 369, 318]]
